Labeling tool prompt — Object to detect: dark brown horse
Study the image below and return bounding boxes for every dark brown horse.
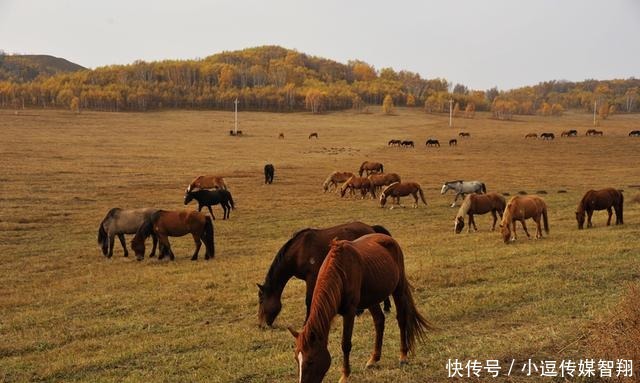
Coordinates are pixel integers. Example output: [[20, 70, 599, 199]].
[[367, 173, 401, 194], [576, 188, 623, 229], [449, 139, 457, 146], [358, 161, 383, 176], [500, 195, 549, 243], [380, 182, 427, 208], [454, 192, 506, 233], [540, 132, 555, 140], [257, 222, 392, 327], [187, 175, 228, 191], [459, 132, 471, 138], [309, 132, 318, 139], [322, 171, 355, 193], [288, 234, 432, 383], [561, 129, 577, 137], [425, 139, 440, 147], [586, 129, 603, 136], [388, 139, 401, 147], [131, 210, 214, 261], [340, 176, 374, 198]]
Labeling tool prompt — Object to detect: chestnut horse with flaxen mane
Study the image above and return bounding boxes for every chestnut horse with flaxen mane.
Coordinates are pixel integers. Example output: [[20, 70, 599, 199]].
[[380, 181, 427, 208], [288, 234, 432, 383], [454, 192, 506, 233], [576, 188, 623, 229], [500, 195, 548, 243], [322, 171, 355, 193]]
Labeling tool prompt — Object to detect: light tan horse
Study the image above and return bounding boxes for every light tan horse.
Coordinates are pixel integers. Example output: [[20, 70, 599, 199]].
[[368, 173, 401, 194], [499, 195, 549, 243], [322, 171, 355, 193], [380, 182, 427, 208], [340, 176, 374, 198], [454, 193, 506, 233], [187, 175, 228, 191]]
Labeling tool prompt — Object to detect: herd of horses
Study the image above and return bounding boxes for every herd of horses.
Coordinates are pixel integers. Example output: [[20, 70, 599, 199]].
[[524, 128, 640, 140], [387, 132, 470, 149]]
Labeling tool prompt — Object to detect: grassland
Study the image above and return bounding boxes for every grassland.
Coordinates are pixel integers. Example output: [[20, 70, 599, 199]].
[[1, 107, 639, 382]]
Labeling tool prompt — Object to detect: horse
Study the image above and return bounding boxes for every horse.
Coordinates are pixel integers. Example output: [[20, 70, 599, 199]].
[[264, 164, 275, 184], [380, 182, 427, 208], [425, 139, 440, 147], [561, 129, 577, 137], [367, 173, 401, 194], [591, 130, 604, 136], [257, 222, 392, 327], [340, 176, 374, 199], [97, 208, 158, 258], [629, 130, 640, 137], [400, 140, 414, 148], [449, 139, 457, 146], [187, 175, 228, 191], [322, 171, 355, 193], [585, 129, 598, 136], [131, 210, 214, 261], [278, 133, 284, 139], [358, 161, 383, 177], [387, 139, 401, 147], [229, 130, 243, 136], [499, 195, 549, 243], [454, 193, 506, 233], [525, 133, 538, 139], [441, 180, 486, 207], [184, 189, 235, 220], [288, 234, 432, 383], [540, 133, 555, 140], [576, 188, 623, 229], [459, 132, 471, 137], [309, 132, 318, 139]]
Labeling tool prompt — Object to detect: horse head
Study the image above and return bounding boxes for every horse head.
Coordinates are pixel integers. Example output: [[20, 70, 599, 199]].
[[289, 327, 331, 383], [576, 210, 586, 229], [184, 190, 194, 205], [379, 191, 388, 207], [257, 283, 281, 327], [440, 183, 449, 194], [500, 223, 511, 243], [454, 217, 465, 234]]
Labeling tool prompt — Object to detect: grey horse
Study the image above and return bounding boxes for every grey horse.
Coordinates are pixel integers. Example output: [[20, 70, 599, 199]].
[[441, 180, 486, 207], [97, 207, 158, 258]]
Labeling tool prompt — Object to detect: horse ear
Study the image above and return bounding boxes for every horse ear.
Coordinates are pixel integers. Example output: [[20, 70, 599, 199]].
[[256, 283, 264, 291], [288, 327, 299, 338]]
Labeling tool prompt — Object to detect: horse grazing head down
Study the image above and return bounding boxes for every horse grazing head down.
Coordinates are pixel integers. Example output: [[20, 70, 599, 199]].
[[184, 190, 195, 205], [257, 283, 282, 327], [454, 216, 465, 234], [575, 210, 586, 230], [289, 328, 331, 383]]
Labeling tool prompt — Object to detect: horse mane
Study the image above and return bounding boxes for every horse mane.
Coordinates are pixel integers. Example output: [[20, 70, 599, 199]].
[[136, 210, 162, 241], [456, 195, 473, 219], [341, 176, 355, 191], [323, 171, 338, 189], [381, 181, 400, 196], [577, 190, 595, 213], [359, 161, 367, 171], [446, 180, 463, 184], [263, 228, 312, 291], [500, 197, 516, 226]]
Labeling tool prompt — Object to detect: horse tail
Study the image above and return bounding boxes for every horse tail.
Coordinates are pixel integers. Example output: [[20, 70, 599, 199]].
[[97, 221, 108, 255], [371, 224, 392, 237], [619, 191, 624, 224], [418, 186, 427, 205], [203, 216, 215, 258], [137, 211, 160, 241], [542, 205, 549, 234], [396, 274, 434, 354], [481, 182, 487, 194]]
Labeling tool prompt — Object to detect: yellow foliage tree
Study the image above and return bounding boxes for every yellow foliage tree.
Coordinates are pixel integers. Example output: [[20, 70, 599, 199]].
[[382, 94, 394, 115], [70, 97, 80, 114], [453, 102, 460, 117], [305, 89, 326, 114], [464, 102, 475, 118], [551, 103, 564, 116], [598, 103, 609, 120], [539, 102, 552, 116], [608, 104, 616, 116], [352, 94, 365, 111], [406, 94, 416, 107]]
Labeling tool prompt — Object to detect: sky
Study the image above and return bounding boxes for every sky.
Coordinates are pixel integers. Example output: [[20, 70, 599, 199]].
[[1, 0, 639, 90]]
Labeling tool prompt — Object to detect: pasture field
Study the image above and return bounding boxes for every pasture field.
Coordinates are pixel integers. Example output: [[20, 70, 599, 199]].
[[1, 107, 639, 383]]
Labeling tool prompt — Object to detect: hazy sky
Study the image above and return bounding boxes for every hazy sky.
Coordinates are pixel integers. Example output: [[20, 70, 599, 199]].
[[1, 0, 639, 90]]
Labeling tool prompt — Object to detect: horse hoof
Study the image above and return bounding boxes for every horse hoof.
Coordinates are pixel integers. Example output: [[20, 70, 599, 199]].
[[399, 358, 409, 366], [365, 359, 378, 369], [191, 257, 197, 261], [338, 375, 349, 383]]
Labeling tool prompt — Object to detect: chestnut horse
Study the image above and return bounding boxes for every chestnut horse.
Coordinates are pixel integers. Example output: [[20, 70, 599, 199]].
[[380, 182, 427, 208], [257, 222, 392, 327], [340, 176, 374, 198], [500, 195, 549, 243], [525, 133, 538, 139], [322, 171, 355, 193], [358, 161, 383, 177], [131, 210, 214, 261], [576, 188, 623, 229], [187, 175, 228, 191], [367, 172, 401, 194], [289, 234, 432, 383], [454, 193, 506, 233]]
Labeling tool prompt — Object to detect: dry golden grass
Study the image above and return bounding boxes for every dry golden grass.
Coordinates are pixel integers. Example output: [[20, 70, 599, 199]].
[[1, 107, 639, 382]]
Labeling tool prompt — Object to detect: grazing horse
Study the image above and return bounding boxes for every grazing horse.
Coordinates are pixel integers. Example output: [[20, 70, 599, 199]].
[[340, 176, 374, 198], [187, 175, 228, 191], [540, 132, 555, 140], [561, 129, 577, 137], [629, 130, 640, 137], [97, 208, 158, 258], [358, 161, 384, 177], [500, 195, 549, 243], [131, 210, 214, 261], [322, 171, 355, 193], [264, 164, 275, 184], [367, 173, 401, 194], [257, 222, 392, 327], [576, 188, 623, 229], [591, 130, 603, 136], [309, 132, 318, 139], [454, 193, 506, 233], [184, 189, 235, 220], [278, 133, 285, 139], [380, 182, 427, 208], [525, 133, 538, 139], [449, 139, 457, 146], [289, 234, 432, 383], [400, 140, 414, 148], [441, 180, 486, 207], [388, 139, 401, 147], [459, 132, 471, 138], [425, 139, 440, 147]]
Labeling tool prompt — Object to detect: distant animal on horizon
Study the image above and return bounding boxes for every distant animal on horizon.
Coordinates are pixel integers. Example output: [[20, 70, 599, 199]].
[[257, 221, 393, 327], [441, 180, 486, 207], [449, 139, 457, 146], [184, 188, 235, 220], [98, 207, 158, 258], [368, 172, 401, 194], [380, 181, 427, 208], [540, 132, 555, 140], [322, 171, 355, 193], [187, 175, 228, 191], [500, 195, 548, 243], [131, 210, 214, 261], [229, 130, 243, 136], [358, 161, 384, 176], [459, 132, 471, 138], [525, 133, 538, 139], [340, 176, 374, 199], [388, 139, 401, 147], [629, 130, 640, 137], [454, 193, 506, 234], [401, 140, 414, 148], [425, 139, 440, 147], [264, 164, 275, 184], [561, 129, 577, 137], [576, 188, 623, 229], [288, 234, 432, 383], [278, 132, 284, 139], [309, 132, 318, 139]]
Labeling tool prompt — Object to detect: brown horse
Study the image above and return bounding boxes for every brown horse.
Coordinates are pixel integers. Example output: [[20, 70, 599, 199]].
[[525, 133, 538, 139], [131, 210, 214, 261], [358, 161, 384, 177], [340, 176, 374, 198], [288, 234, 432, 383], [367, 173, 401, 194], [187, 175, 228, 191], [380, 182, 427, 208], [309, 132, 318, 139], [576, 188, 623, 229], [500, 195, 549, 243], [257, 222, 392, 327], [561, 129, 577, 137], [322, 171, 355, 193], [454, 193, 506, 233]]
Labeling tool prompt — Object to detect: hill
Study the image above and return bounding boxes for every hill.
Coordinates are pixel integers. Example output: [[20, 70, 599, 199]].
[[0, 53, 86, 82]]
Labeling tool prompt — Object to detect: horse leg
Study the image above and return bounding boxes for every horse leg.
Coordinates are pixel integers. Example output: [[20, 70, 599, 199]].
[[383, 297, 391, 312], [392, 290, 410, 365], [490, 211, 497, 231], [108, 234, 115, 258], [520, 219, 531, 239], [450, 194, 458, 208], [510, 220, 518, 241], [606, 207, 613, 226], [190, 233, 201, 261], [117, 233, 128, 257], [470, 214, 478, 231], [534, 216, 542, 239], [587, 209, 594, 228], [221, 204, 228, 220], [365, 304, 385, 369], [207, 205, 216, 220], [150, 233, 157, 258], [339, 311, 356, 383]]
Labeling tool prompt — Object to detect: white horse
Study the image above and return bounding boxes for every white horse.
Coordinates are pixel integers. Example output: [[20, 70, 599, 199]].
[[441, 180, 486, 207]]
